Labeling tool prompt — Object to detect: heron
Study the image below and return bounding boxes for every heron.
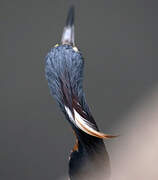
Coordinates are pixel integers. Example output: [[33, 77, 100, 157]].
[[45, 6, 116, 180]]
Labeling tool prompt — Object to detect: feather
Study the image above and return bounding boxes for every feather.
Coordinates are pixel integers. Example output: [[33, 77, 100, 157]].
[[65, 105, 117, 139]]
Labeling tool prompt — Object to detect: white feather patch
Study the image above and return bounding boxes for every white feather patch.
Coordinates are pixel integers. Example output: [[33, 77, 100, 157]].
[[73, 109, 96, 131], [65, 106, 74, 123], [64, 106, 116, 139], [73, 109, 106, 138], [64, 106, 106, 138]]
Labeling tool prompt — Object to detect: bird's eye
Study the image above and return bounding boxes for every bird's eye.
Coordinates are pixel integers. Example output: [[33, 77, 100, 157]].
[[73, 46, 78, 52], [54, 43, 59, 47]]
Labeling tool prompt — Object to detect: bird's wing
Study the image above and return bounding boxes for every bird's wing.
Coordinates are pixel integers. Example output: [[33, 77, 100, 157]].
[[60, 76, 116, 139], [65, 97, 116, 139]]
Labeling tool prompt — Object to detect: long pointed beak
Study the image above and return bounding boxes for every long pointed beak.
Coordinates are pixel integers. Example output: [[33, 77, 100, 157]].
[[61, 6, 75, 46]]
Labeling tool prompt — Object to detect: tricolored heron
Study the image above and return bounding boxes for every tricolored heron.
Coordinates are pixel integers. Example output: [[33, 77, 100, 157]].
[[45, 6, 116, 180]]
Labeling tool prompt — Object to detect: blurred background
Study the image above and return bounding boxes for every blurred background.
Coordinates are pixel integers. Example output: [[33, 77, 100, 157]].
[[0, 0, 156, 179]]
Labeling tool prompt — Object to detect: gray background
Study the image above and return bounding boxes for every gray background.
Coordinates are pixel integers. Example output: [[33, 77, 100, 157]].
[[0, 0, 156, 179]]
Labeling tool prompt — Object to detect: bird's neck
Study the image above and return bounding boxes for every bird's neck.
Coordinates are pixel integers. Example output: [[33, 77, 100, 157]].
[[69, 127, 111, 179], [76, 128, 106, 152]]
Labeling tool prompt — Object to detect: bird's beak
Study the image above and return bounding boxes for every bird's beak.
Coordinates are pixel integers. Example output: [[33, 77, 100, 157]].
[[61, 6, 75, 46]]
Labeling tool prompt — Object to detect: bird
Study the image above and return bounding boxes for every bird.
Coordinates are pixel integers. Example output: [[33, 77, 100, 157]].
[[45, 6, 116, 180]]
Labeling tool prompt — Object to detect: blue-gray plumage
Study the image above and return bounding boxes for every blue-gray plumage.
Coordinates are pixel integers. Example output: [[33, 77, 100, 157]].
[[45, 44, 84, 112]]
